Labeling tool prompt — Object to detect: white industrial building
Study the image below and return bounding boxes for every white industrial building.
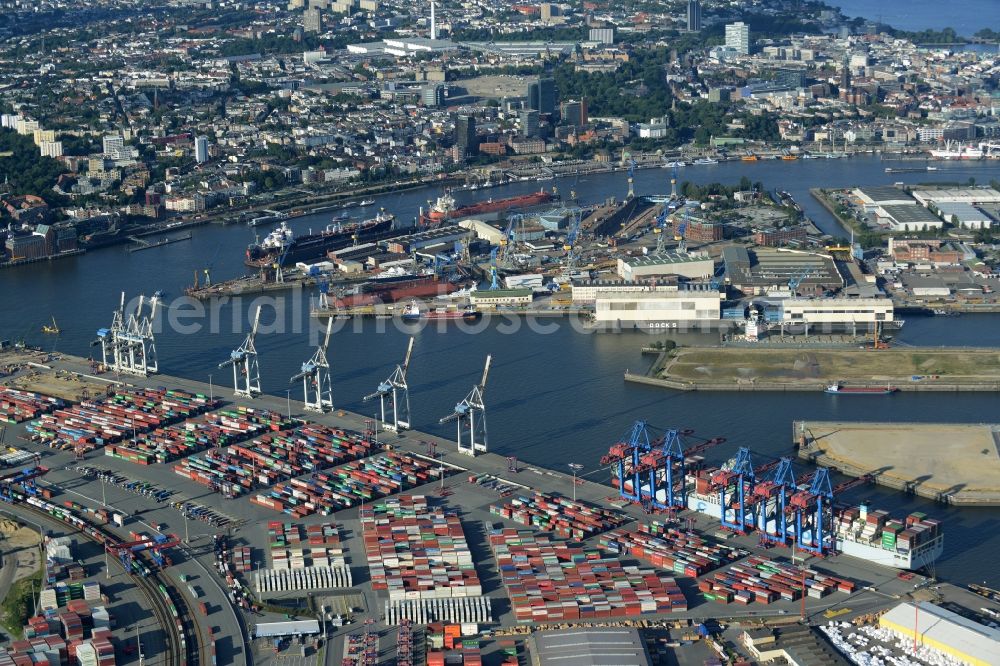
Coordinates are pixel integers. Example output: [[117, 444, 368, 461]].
[[779, 298, 893, 333], [911, 187, 1000, 208], [617, 252, 714, 281], [571, 279, 680, 304], [457, 219, 504, 244], [593, 287, 722, 327], [875, 205, 944, 232], [933, 202, 993, 229], [880, 602, 1000, 666], [852, 186, 915, 213]]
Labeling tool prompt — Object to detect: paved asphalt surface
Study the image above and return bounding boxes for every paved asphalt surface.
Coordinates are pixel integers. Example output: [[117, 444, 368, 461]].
[[2, 349, 1000, 666]]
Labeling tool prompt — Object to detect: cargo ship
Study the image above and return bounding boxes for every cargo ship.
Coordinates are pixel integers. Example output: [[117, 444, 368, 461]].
[[332, 274, 464, 308], [245, 211, 396, 267], [825, 383, 897, 395], [419, 189, 557, 226], [401, 300, 481, 321], [616, 471, 943, 571]]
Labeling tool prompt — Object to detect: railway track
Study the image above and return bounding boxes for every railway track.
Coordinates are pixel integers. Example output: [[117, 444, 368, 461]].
[[5, 498, 202, 666]]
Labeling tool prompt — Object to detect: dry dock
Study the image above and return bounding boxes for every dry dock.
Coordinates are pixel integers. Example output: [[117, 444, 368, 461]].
[[795, 421, 1000, 506]]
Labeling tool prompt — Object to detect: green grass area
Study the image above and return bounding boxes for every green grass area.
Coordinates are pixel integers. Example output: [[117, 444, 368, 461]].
[[0, 568, 42, 639], [662, 348, 1000, 385]]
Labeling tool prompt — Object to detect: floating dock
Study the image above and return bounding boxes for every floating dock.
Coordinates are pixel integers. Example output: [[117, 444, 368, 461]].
[[795, 420, 1000, 505]]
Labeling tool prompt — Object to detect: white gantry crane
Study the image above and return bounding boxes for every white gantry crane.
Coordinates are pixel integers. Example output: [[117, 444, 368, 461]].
[[220, 306, 262, 398], [291, 318, 334, 412], [364, 336, 414, 432], [94, 292, 158, 376], [439, 354, 491, 456]]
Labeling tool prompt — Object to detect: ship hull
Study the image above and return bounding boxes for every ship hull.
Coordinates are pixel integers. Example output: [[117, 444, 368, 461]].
[[420, 191, 557, 225], [336, 279, 461, 307], [246, 217, 397, 267]]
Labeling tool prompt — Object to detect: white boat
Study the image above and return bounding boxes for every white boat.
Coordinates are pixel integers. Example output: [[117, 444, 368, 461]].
[[929, 141, 983, 160], [693, 158, 719, 165], [664, 161, 687, 168], [801, 154, 819, 159], [359, 199, 375, 206]]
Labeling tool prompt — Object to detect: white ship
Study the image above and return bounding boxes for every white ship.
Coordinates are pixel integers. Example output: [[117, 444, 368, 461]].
[[929, 141, 984, 160]]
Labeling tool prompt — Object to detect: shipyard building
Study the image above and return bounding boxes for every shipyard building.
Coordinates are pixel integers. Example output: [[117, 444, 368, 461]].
[[593, 284, 723, 327], [617, 252, 714, 281], [879, 602, 1000, 666], [722, 247, 842, 296]]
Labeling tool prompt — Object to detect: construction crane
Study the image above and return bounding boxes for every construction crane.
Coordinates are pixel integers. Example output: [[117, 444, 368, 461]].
[[93, 292, 158, 376], [562, 208, 583, 275], [220, 305, 262, 398], [652, 208, 669, 254], [498, 214, 524, 268], [711, 447, 756, 533], [487, 247, 500, 290], [439, 355, 491, 456], [364, 336, 414, 432], [787, 268, 813, 296], [626, 158, 637, 200], [602, 421, 727, 510], [747, 457, 797, 545], [291, 317, 334, 412]]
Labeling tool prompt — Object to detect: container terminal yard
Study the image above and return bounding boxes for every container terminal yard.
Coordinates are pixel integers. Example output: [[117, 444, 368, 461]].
[[0, 347, 999, 666]]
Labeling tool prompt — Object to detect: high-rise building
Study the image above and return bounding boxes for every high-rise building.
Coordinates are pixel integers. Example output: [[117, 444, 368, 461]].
[[686, 0, 701, 32], [195, 136, 209, 164], [840, 56, 851, 92], [588, 28, 614, 44], [519, 109, 540, 138], [304, 7, 323, 33], [39, 141, 63, 158], [421, 84, 445, 108], [559, 100, 587, 127], [454, 115, 476, 159], [725, 22, 749, 55], [102, 135, 124, 158], [528, 78, 557, 116]]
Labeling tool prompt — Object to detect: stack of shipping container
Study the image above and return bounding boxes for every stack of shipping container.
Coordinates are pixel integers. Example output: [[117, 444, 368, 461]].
[[0, 387, 63, 424], [489, 491, 627, 539], [598, 521, 747, 577], [362, 496, 490, 625], [703, 555, 856, 605], [27, 388, 214, 452], [490, 528, 688, 622], [254, 453, 448, 517], [106, 407, 292, 465], [835, 506, 941, 554]]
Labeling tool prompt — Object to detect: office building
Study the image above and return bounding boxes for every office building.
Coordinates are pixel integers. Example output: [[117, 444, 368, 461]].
[[421, 84, 445, 108], [725, 21, 749, 55], [686, 0, 701, 32], [304, 7, 323, 33], [454, 115, 476, 159], [588, 28, 614, 44], [559, 100, 587, 127], [528, 77, 557, 116], [102, 135, 124, 158], [519, 109, 539, 138], [195, 136, 209, 164]]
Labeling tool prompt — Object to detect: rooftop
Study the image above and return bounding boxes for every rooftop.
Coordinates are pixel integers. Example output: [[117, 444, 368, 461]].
[[532, 627, 651, 666], [881, 602, 1000, 665], [624, 251, 712, 267], [878, 205, 941, 225]]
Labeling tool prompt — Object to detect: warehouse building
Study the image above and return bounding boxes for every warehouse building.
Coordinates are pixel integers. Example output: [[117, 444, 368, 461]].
[[617, 252, 714, 281], [875, 204, 944, 232], [593, 284, 723, 327], [852, 186, 915, 212], [531, 627, 651, 666], [385, 226, 473, 254], [571, 278, 679, 304], [911, 187, 1000, 208], [880, 602, 1000, 666], [934, 202, 993, 229], [723, 247, 842, 296], [470, 288, 533, 306], [253, 620, 321, 638], [458, 219, 505, 244]]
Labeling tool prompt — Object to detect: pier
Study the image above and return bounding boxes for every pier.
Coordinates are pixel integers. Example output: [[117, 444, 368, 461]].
[[795, 421, 1000, 506]]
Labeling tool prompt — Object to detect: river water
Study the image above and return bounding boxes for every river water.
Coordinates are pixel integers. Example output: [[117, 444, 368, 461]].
[[3, 155, 1000, 585], [827, 0, 999, 37]]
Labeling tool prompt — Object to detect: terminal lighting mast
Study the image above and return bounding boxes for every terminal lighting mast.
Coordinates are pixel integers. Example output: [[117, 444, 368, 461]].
[[291, 318, 334, 412], [439, 355, 491, 456], [219, 306, 262, 398], [364, 337, 414, 432]]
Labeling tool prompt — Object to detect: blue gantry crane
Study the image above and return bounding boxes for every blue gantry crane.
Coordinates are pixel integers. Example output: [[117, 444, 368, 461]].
[[711, 447, 757, 533], [748, 458, 798, 545]]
